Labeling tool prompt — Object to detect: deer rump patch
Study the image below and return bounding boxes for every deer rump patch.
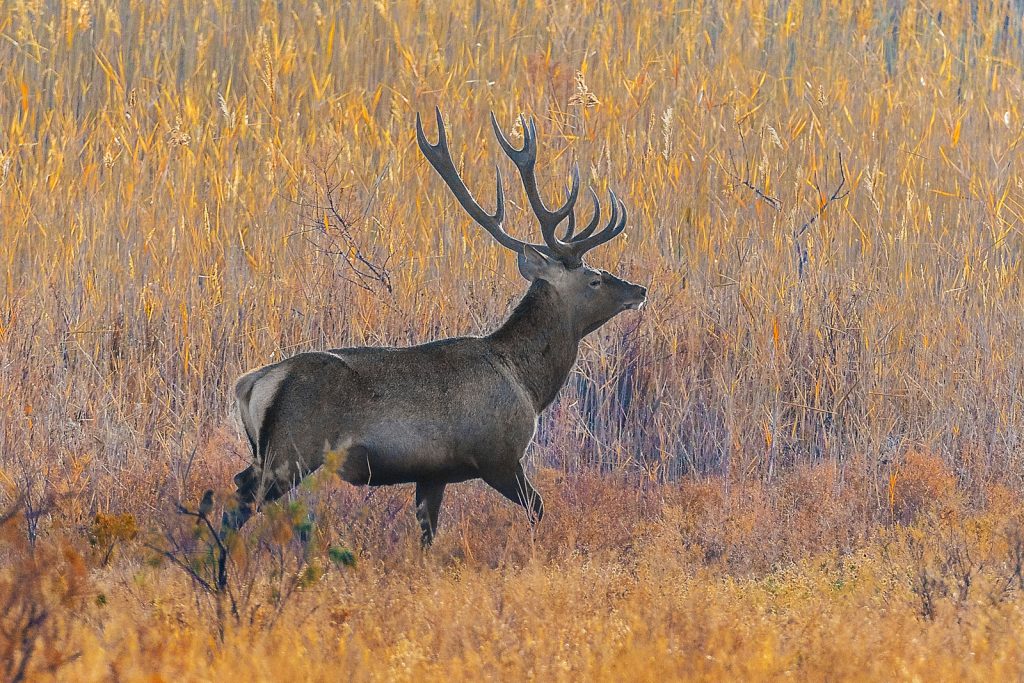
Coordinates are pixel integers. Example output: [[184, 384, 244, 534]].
[[232, 364, 291, 456]]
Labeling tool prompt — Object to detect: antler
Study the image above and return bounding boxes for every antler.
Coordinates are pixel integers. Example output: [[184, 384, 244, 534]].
[[417, 107, 628, 268], [489, 113, 627, 268], [416, 107, 525, 254], [487, 113, 581, 255]]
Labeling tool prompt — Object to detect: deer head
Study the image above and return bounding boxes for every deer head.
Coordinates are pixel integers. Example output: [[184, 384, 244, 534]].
[[416, 108, 647, 337]]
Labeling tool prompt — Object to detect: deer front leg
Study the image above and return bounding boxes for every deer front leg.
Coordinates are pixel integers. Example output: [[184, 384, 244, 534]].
[[485, 462, 544, 525], [415, 479, 447, 546]]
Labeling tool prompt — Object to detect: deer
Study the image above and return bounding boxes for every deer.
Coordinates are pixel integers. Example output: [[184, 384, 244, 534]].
[[220, 108, 647, 545]]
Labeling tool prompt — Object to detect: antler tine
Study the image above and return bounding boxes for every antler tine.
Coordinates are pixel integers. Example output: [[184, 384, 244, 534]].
[[490, 113, 535, 167], [567, 187, 604, 242], [432, 106, 447, 147], [490, 112, 582, 260], [561, 187, 599, 241], [562, 197, 576, 241], [417, 107, 542, 256], [566, 193, 627, 255]]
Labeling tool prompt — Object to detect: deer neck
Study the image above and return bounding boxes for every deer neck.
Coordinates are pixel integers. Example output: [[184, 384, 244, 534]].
[[488, 280, 581, 412]]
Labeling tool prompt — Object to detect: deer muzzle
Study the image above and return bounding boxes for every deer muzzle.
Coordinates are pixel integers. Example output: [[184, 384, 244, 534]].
[[624, 285, 648, 310]]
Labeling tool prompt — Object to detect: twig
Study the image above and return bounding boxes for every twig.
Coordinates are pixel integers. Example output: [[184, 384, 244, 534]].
[[175, 502, 233, 600], [737, 177, 782, 211], [145, 498, 241, 625], [723, 149, 782, 211], [793, 153, 850, 277], [794, 152, 849, 239], [0, 494, 25, 526], [144, 542, 216, 593]]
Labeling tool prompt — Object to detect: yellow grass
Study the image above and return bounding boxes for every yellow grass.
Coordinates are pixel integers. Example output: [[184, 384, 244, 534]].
[[3, 0, 1024, 679]]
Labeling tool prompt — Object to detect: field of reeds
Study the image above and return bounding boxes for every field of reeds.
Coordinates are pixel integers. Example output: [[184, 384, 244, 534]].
[[4, 0, 1024, 679]]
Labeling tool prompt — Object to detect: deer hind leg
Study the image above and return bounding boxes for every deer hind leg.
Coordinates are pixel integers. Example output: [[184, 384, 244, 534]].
[[485, 462, 544, 526], [415, 480, 447, 546]]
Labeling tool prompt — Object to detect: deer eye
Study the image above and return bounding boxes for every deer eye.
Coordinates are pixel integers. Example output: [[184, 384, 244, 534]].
[[589, 278, 602, 288]]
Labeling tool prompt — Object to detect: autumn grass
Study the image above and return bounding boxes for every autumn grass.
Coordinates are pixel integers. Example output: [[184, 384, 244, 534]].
[[4, 0, 1024, 679]]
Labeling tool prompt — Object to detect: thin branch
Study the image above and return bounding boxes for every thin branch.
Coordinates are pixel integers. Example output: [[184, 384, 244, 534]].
[[0, 495, 25, 526], [143, 542, 215, 593], [175, 503, 235, 608], [794, 152, 849, 239], [737, 177, 782, 211], [297, 160, 396, 298], [723, 149, 782, 211]]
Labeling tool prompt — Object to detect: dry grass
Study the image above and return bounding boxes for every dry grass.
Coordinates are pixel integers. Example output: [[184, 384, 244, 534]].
[[3, 0, 1024, 679]]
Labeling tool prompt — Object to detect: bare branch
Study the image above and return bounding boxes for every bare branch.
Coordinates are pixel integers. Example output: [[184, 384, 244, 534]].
[[723, 149, 781, 211], [175, 502, 234, 602], [794, 152, 849, 239], [737, 176, 782, 211], [296, 159, 395, 298], [144, 542, 216, 594]]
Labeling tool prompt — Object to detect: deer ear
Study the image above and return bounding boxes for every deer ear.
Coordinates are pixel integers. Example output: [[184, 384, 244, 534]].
[[517, 245, 557, 281]]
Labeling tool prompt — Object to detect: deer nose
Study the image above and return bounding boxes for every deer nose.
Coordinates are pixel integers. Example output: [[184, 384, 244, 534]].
[[623, 284, 648, 310]]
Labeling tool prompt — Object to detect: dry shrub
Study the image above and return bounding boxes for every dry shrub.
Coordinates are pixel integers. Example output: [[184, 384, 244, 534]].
[[646, 463, 869, 576], [892, 450, 960, 525], [0, 500, 89, 682]]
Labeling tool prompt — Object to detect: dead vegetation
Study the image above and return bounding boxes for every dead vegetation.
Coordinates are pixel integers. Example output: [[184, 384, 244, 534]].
[[3, 0, 1024, 678]]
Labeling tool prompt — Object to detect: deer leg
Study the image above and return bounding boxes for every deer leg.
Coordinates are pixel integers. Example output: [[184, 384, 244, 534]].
[[485, 463, 544, 525], [415, 479, 447, 546]]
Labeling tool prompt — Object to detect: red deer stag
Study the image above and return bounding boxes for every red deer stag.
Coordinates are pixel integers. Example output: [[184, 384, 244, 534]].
[[222, 109, 647, 544]]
